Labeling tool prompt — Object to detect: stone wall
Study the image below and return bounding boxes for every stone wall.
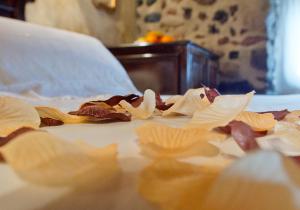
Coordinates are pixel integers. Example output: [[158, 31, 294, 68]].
[[26, 0, 136, 45], [137, 0, 270, 93]]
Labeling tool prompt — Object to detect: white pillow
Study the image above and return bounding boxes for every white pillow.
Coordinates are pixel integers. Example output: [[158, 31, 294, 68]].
[[0, 17, 138, 97]]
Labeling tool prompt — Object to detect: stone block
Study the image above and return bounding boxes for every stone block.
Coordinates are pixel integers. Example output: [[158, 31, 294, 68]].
[[193, 0, 216, 6], [241, 36, 266, 46], [144, 12, 161, 22], [250, 48, 267, 70]]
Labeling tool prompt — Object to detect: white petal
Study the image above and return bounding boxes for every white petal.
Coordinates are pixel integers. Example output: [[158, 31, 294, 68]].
[[162, 88, 210, 116], [187, 91, 255, 130], [120, 89, 156, 119]]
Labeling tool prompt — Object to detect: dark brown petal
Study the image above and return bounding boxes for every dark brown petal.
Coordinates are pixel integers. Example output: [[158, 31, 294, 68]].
[[228, 121, 259, 151], [131, 96, 143, 108], [82, 94, 141, 108], [258, 109, 290, 121], [69, 105, 131, 122], [291, 156, 300, 165], [0, 127, 35, 147], [217, 121, 260, 152], [204, 88, 220, 103], [40, 118, 64, 127], [155, 93, 174, 111]]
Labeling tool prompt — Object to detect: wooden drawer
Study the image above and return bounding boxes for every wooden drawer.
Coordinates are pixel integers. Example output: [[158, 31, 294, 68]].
[[108, 41, 219, 94], [0, 0, 29, 20]]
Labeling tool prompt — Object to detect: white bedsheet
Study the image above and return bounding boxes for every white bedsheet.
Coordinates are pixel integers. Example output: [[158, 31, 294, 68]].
[[0, 92, 300, 210]]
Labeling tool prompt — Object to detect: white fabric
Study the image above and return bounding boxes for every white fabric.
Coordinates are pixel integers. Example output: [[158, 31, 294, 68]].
[[268, 0, 300, 94], [0, 17, 138, 97], [0, 93, 300, 209]]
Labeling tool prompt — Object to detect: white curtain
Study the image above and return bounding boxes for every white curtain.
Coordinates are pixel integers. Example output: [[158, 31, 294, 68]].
[[268, 0, 300, 94]]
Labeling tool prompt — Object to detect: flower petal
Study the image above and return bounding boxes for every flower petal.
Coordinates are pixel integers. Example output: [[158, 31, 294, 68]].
[[139, 159, 223, 210], [36, 106, 88, 124], [188, 91, 255, 130], [162, 88, 210, 117], [120, 89, 156, 119], [136, 122, 224, 158], [235, 111, 277, 131], [0, 97, 40, 136], [0, 131, 119, 187]]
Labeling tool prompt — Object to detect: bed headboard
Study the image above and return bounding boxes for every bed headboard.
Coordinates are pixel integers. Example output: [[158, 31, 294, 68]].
[[0, 0, 33, 20]]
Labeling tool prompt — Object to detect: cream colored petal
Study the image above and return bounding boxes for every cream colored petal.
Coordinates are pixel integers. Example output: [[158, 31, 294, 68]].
[[165, 95, 182, 105], [120, 89, 156, 119], [210, 137, 245, 158], [257, 122, 300, 156], [187, 91, 255, 130], [0, 131, 119, 187], [139, 159, 223, 210], [200, 151, 300, 210], [284, 110, 300, 125], [0, 97, 40, 136], [36, 106, 88, 124], [235, 111, 277, 131], [162, 88, 210, 117], [136, 122, 224, 158]]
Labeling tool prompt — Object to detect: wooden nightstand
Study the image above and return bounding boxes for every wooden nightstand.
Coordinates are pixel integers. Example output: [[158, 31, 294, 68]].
[[0, 0, 33, 20], [108, 41, 219, 94]]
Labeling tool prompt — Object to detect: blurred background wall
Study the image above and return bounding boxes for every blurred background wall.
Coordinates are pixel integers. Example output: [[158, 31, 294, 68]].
[[25, 0, 270, 93], [26, 0, 137, 45], [136, 0, 269, 93]]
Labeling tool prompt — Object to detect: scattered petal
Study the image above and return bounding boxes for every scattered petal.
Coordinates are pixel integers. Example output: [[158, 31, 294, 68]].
[[155, 93, 174, 111], [0, 127, 35, 147], [257, 122, 300, 156], [36, 106, 88, 124], [204, 87, 220, 103], [80, 94, 140, 108], [200, 151, 300, 210], [162, 88, 210, 117], [0, 127, 36, 162], [139, 159, 223, 210], [259, 109, 290, 121], [227, 121, 259, 152], [0, 97, 40, 136], [120, 89, 156, 119], [284, 110, 300, 124], [40, 118, 64, 127], [136, 122, 224, 158], [0, 131, 119, 187], [165, 95, 182, 105], [188, 91, 255, 130], [235, 111, 277, 131], [69, 105, 131, 122]]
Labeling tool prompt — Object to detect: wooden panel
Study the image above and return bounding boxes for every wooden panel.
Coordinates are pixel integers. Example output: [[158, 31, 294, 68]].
[[109, 41, 219, 94], [119, 54, 180, 94], [0, 0, 34, 20]]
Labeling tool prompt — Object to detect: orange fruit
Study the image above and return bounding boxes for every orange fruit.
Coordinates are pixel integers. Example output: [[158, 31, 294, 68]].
[[147, 31, 163, 37], [160, 35, 175, 43], [145, 34, 159, 43]]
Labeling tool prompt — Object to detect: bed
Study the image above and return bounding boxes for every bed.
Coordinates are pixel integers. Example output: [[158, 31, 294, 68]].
[[1, 15, 300, 210]]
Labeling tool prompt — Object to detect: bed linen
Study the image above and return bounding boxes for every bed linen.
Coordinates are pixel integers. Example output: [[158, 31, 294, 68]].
[[0, 92, 300, 210], [0, 17, 138, 97]]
